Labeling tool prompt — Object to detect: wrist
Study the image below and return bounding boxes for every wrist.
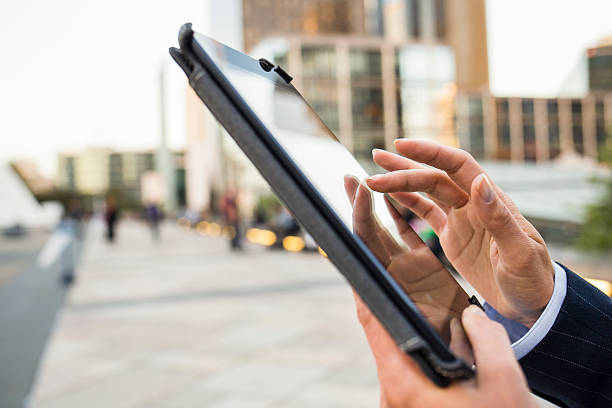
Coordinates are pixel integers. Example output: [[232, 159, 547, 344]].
[[522, 264, 556, 328], [484, 263, 568, 360]]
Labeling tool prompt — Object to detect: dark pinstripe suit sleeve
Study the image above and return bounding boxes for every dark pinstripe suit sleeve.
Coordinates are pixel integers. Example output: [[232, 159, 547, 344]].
[[519, 264, 612, 408]]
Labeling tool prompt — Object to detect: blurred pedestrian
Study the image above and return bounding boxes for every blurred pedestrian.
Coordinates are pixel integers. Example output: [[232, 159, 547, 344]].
[[64, 198, 84, 240], [104, 195, 119, 243], [144, 202, 162, 241], [220, 189, 242, 250]]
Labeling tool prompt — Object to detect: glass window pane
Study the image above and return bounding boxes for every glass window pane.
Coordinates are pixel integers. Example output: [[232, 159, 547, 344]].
[[302, 79, 339, 130], [523, 125, 536, 161], [350, 49, 381, 78], [301, 46, 336, 78], [352, 87, 384, 129]]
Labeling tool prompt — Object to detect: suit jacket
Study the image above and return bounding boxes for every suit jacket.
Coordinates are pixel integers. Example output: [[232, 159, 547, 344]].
[[519, 264, 612, 408]]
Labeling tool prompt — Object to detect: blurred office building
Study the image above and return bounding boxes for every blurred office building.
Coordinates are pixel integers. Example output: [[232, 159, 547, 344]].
[[252, 36, 456, 168], [242, 0, 368, 52], [57, 148, 185, 209], [379, 0, 489, 92], [184, 0, 611, 217], [456, 34, 612, 162], [185, 0, 462, 214], [454, 93, 612, 162]]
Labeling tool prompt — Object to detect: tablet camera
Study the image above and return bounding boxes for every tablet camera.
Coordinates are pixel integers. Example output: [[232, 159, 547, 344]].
[[258, 58, 275, 72]]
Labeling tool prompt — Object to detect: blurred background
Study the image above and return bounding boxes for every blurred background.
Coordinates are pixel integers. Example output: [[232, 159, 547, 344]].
[[1, 1, 611, 407]]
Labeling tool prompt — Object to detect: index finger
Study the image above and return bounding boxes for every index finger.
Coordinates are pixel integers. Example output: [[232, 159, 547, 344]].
[[394, 139, 485, 193]]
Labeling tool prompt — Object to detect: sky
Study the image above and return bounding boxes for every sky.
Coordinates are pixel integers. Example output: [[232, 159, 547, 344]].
[[0, 0, 611, 177]]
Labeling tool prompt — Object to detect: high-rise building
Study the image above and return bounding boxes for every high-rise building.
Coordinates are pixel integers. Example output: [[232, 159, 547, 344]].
[[184, 0, 462, 214], [252, 35, 456, 171], [381, 0, 489, 92], [242, 0, 367, 52]]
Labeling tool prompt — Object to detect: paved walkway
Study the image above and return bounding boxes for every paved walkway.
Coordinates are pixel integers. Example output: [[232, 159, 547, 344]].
[[28, 220, 379, 408]]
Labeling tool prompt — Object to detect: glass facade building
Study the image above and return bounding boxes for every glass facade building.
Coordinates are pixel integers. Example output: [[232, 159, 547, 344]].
[[252, 35, 456, 170]]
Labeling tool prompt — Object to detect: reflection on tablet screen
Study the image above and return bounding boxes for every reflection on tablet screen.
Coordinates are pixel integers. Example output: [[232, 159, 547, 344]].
[[196, 34, 471, 353]]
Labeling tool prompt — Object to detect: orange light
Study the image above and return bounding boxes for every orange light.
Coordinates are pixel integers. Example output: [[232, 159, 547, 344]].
[[222, 225, 236, 240], [318, 247, 328, 258], [196, 221, 209, 235], [282, 236, 305, 252], [246, 228, 277, 246], [207, 222, 221, 237]]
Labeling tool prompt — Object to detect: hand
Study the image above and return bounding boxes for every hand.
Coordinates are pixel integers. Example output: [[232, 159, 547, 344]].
[[344, 175, 470, 346], [355, 296, 537, 408], [366, 140, 555, 327]]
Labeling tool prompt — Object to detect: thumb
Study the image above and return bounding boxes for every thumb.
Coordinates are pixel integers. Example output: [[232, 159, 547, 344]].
[[471, 174, 529, 260], [461, 305, 523, 384]]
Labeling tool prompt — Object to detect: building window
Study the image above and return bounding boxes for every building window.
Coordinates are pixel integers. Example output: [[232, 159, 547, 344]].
[[573, 125, 584, 155], [523, 125, 536, 161], [352, 87, 384, 129], [496, 98, 509, 119], [408, 0, 420, 39], [301, 46, 336, 78], [596, 99, 607, 149], [109, 154, 123, 187], [468, 96, 484, 158], [350, 49, 382, 78], [547, 100, 560, 159], [353, 130, 385, 171], [469, 124, 485, 159], [549, 125, 561, 159], [434, 0, 446, 40], [497, 123, 511, 160], [302, 79, 339, 131]]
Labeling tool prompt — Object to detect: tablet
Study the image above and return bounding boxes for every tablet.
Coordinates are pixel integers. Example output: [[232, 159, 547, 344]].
[[170, 23, 475, 385]]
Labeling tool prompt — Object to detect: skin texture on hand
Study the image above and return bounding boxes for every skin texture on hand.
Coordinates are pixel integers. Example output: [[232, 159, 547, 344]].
[[355, 296, 537, 408], [343, 175, 470, 349], [365, 140, 555, 327]]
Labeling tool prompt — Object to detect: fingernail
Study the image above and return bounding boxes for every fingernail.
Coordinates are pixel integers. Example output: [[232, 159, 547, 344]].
[[366, 175, 383, 184], [372, 148, 382, 156], [465, 304, 485, 316], [477, 174, 495, 204]]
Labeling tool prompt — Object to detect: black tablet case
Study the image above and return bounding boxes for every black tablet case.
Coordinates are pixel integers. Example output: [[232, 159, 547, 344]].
[[170, 23, 473, 386]]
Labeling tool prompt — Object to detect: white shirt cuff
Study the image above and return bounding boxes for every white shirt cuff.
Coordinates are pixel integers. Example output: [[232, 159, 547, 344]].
[[512, 262, 567, 359]]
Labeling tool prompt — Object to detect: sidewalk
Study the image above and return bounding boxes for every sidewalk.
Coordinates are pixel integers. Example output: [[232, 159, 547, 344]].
[[28, 220, 379, 408]]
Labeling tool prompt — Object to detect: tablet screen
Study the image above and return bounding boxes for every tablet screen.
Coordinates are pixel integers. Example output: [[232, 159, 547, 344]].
[[194, 34, 471, 351]]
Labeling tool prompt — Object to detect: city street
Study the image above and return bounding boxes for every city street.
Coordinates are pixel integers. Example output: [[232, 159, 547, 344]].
[[27, 220, 379, 408]]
